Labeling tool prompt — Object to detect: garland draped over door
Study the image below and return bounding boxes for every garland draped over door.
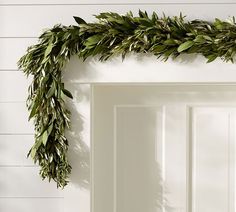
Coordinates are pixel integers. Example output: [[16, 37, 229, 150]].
[[18, 10, 236, 188]]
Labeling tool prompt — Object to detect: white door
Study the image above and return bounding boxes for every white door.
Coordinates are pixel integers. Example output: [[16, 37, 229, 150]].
[[92, 84, 236, 212]]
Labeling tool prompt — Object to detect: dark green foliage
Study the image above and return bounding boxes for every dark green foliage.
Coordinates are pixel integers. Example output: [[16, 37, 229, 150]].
[[18, 11, 236, 188]]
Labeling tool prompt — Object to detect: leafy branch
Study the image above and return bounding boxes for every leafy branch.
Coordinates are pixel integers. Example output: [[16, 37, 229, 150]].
[[18, 11, 236, 188]]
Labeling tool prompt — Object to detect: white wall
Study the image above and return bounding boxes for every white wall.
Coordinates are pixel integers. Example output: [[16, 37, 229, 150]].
[[1, 1, 236, 212]]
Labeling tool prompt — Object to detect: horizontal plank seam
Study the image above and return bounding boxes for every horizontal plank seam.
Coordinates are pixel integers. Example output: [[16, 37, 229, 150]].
[[0, 165, 38, 167], [0, 197, 64, 199], [1, 2, 236, 6], [0, 133, 34, 135], [0, 101, 26, 103], [0, 37, 37, 38], [0, 101, 81, 104], [0, 69, 20, 72], [2, 80, 236, 85]]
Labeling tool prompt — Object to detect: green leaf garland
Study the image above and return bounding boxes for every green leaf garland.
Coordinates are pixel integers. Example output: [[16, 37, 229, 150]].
[[18, 10, 236, 188]]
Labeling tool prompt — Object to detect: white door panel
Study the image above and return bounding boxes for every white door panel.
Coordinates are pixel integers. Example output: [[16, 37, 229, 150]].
[[92, 85, 236, 212], [190, 107, 236, 212], [115, 106, 165, 212]]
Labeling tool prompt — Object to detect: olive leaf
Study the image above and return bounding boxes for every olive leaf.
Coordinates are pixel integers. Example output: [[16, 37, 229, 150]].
[[44, 43, 54, 58], [28, 97, 39, 120], [62, 89, 73, 99], [42, 130, 49, 146], [84, 35, 103, 48], [46, 81, 56, 98], [73, 16, 87, 25], [207, 54, 218, 63], [177, 41, 194, 52]]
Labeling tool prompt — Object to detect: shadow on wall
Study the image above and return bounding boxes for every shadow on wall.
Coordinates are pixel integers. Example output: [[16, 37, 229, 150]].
[[64, 84, 90, 190], [63, 53, 210, 83]]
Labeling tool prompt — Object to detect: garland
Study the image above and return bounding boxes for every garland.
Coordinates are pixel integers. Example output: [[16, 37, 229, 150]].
[[18, 10, 236, 188]]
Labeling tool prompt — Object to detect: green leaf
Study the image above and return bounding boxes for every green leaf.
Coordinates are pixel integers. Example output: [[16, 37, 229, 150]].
[[92, 45, 106, 55], [42, 130, 49, 146], [164, 39, 177, 46], [44, 43, 53, 58], [49, 154, 54, 163], [139, 18, 153, 27], [30, 147, 37, 159], [55, 146, 61, 156], [206, 54, 218, 63], [30, 139, 43, 158], [177, 41, 194, 52], [202, 35, 212, 41], [41, 57, 49, 64], [46, 82, 56, 98], [84, 35, 103, 48], [138, 10, 148, 18], [152, 45, 166, 52], [28, 99, 39, 120], [194, 35, 206, 44], [214, 18, 224, 30], [41, 74, 50, 86], [62, 89, 73, 99], [47, 123, 53, 135], [27, 149, 32, 158], [73, 16, 87, 25], [163, 47, 176, 59]]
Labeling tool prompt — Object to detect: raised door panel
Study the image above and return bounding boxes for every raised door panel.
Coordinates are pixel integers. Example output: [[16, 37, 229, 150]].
[[190, 107, 236, 212], [115, 106, 165, 212]]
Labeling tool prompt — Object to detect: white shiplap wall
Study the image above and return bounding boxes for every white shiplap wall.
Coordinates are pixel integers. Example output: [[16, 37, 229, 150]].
[[1, 1, 236, 212]]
